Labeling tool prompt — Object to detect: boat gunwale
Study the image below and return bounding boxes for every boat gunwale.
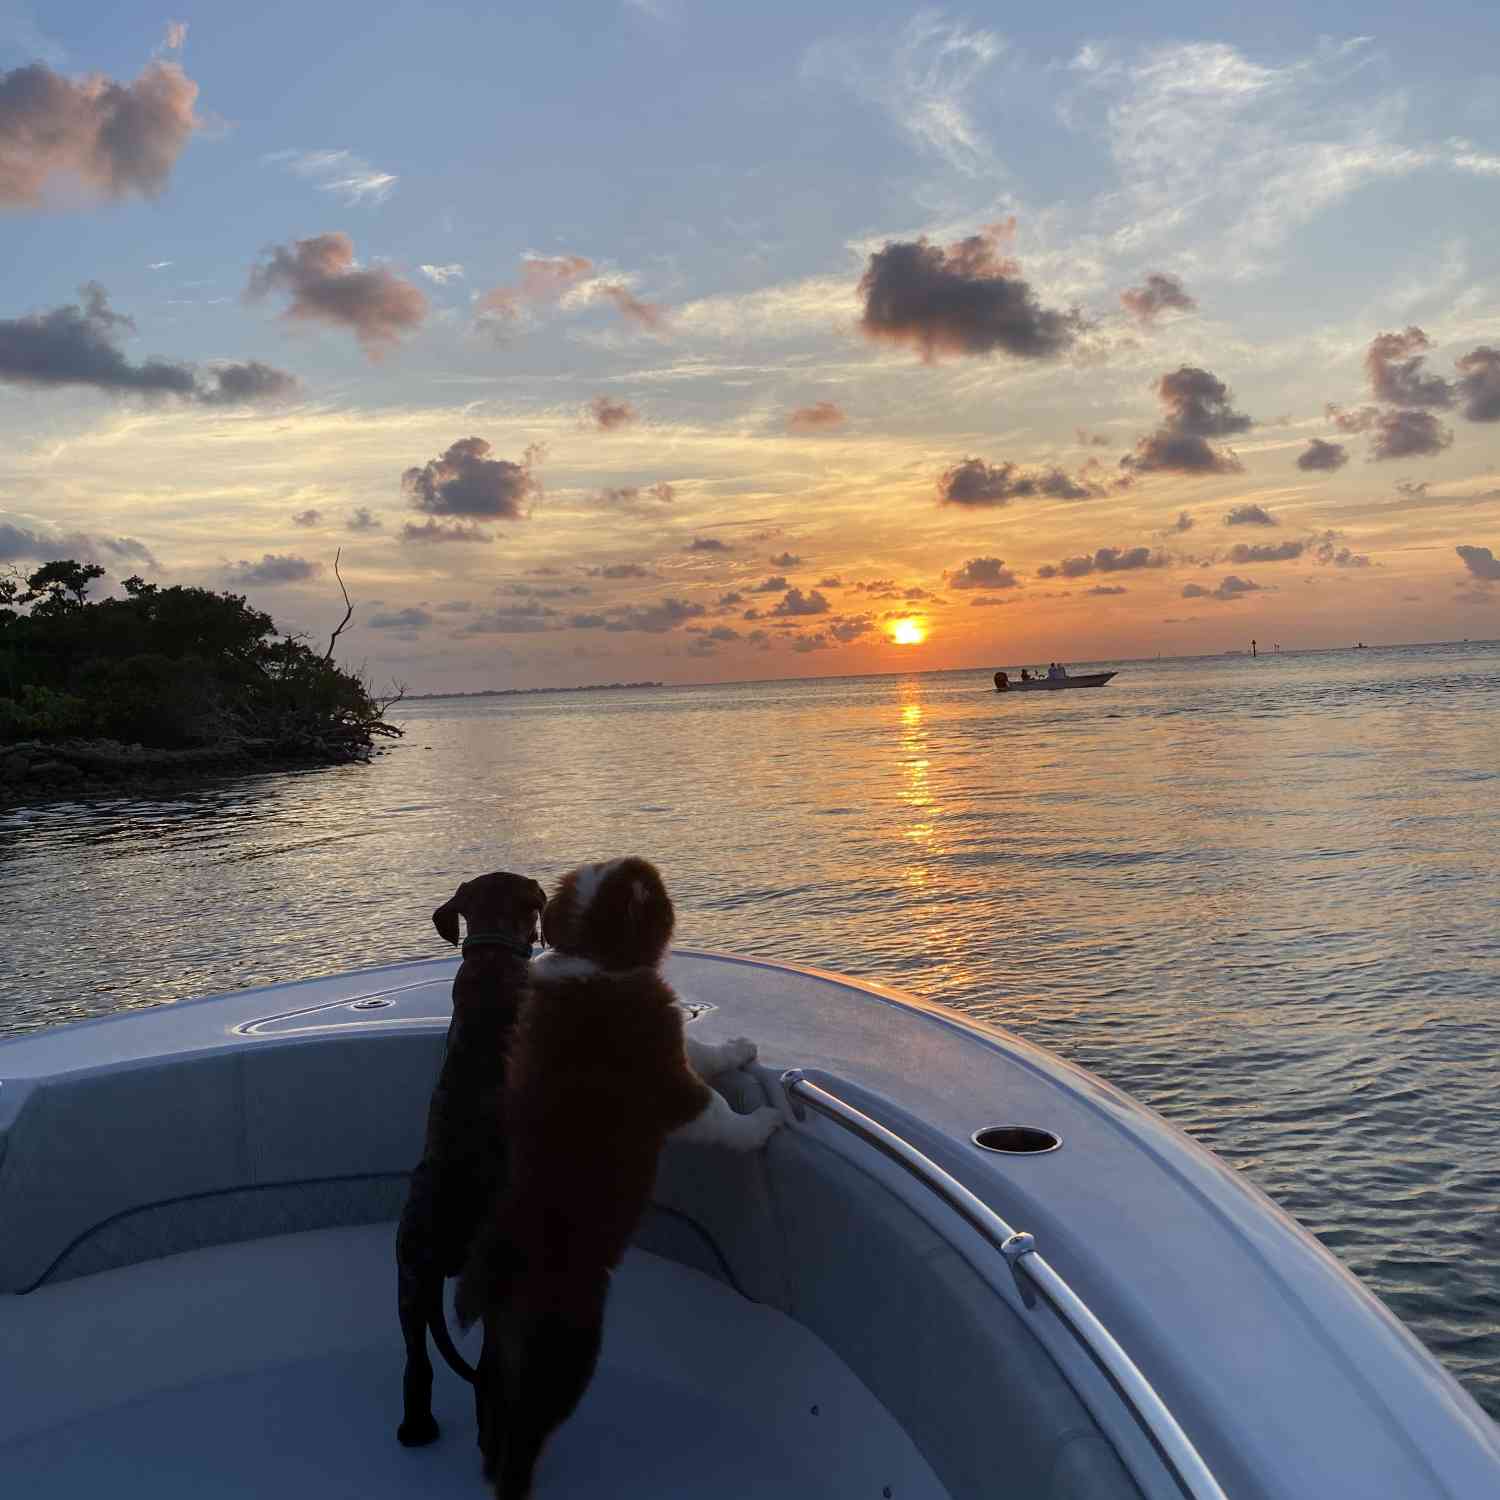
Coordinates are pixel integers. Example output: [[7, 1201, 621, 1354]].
[[3, 948, 1499, 1495]]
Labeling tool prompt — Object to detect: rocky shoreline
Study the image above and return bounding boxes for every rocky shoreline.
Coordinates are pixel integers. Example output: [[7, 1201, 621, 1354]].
[[0, 736, 384, 807]]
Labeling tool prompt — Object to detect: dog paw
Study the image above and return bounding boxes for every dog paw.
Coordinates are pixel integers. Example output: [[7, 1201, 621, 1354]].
[[742, 1104, 784, 1148], [721, 1036, 758, 1071], [397, 1413, 441, 1447]]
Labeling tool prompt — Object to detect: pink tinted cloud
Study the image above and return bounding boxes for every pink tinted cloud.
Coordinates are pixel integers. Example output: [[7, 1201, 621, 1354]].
[[787, 400, 847, 433], [0, 60, 198, 208], [477, 254, 595, 322], [1120, 272, 1196, 326], [246, 232, 428, 358], [589, 394, 637, 429], [597, 282, 668, 332]]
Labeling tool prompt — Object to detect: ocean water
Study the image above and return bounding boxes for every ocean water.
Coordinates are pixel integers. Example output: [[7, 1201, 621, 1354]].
[[3, 642, 1498, 1417]]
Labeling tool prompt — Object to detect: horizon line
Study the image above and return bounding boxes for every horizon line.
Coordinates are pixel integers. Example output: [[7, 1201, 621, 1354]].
[[399, 635, 1500, 701]]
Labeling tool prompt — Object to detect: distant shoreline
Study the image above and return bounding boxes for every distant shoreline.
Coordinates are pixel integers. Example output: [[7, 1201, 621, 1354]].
[[398, 638, 1499, 702], [0, 736, 383, 808], [403, 681, 664, 701]]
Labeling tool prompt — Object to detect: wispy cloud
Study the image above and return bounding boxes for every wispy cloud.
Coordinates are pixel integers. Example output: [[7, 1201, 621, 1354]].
[[593, 281, 669, 332], [1068, 38, 1445, 277], [1449, 139, 1500, 176], [419, 263, 464, 285], [803, 14, 1005, 176], [476, 254, 595, 331], [671, 275, 853, 343], [263, 148, 398, 205]]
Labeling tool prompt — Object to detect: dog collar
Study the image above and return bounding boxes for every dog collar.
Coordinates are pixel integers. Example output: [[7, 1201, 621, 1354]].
[[460, 932, 535, 958]]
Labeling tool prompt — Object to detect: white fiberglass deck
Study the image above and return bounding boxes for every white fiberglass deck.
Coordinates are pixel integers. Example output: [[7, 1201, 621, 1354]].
[[3, 950, 1499, 1499], [0, 1222, 945, 1499]]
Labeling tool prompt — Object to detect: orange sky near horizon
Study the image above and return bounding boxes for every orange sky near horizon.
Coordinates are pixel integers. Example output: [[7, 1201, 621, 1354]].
[[3, 18, 1499, 692]]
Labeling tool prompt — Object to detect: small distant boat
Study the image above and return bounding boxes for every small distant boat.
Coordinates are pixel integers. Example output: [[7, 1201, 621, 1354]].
[[994, 670, 1116, 692]]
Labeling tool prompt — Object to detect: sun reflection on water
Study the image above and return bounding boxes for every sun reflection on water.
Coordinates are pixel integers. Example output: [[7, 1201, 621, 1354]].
[[6, 648, 1500, 1418], [896, 699, 939, 885]]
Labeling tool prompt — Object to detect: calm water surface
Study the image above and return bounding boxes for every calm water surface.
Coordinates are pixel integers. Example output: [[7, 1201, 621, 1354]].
[[3, 642, 1499, 1416]]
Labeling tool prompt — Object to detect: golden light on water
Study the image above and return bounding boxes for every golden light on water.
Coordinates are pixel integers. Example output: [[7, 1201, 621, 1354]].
[[890, 617, 926, 645]]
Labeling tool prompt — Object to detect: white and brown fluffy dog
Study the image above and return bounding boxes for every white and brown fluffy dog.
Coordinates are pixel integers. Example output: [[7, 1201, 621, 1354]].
[[455, 857, 781, 1497]]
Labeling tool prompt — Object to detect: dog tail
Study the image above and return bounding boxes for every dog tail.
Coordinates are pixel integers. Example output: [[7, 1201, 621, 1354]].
[[455, 1218, 520, 1334], [428, 1285, 478, 1385]]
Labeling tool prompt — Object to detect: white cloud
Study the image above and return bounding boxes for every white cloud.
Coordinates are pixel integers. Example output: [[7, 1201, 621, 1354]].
[[419, 263, 465, 285], [671, 275, 856, 342], [802, 14, 1005, 177], [1450, 139, 1500, 176], [263, 148, 398, 205], [1068, 37, 1441, 278]]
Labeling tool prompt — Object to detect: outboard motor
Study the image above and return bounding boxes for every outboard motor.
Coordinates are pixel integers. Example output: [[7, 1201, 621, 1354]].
[[994, 671, 1009, 692]]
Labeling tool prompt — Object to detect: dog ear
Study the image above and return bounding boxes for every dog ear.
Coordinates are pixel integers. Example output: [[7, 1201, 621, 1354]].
[[527, 880, 548, 943], [540, 875, 572, 950], [432, 887, 464, 946], [540, 896, 563, 950], [626, 879, 650, 929]]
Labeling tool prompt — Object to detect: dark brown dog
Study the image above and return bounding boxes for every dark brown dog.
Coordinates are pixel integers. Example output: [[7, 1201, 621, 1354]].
[[395, 869, 547, 1448], [455, 857, 781, 1497]]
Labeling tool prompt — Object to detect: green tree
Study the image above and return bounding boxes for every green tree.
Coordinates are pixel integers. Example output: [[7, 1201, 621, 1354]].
[[20, 560, 106, 617], [0, 559, 401, 757]]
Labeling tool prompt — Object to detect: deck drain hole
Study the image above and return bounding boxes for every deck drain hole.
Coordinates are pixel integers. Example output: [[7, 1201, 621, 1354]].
[[350, 998, 394, 1011], [972, 1125, 1061, 1155]]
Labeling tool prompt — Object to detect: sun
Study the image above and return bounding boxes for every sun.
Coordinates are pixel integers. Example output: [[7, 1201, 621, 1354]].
[[890, 617, 927, 646]]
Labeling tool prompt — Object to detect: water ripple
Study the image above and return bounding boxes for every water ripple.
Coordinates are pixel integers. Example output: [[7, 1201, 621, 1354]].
[[2, 642, 1499, 1416]]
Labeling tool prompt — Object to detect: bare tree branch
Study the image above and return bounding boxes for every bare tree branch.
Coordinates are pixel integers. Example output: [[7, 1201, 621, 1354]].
[[324, 547, 354, 662]]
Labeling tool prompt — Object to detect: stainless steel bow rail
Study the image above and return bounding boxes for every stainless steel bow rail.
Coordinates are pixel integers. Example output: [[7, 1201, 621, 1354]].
[[779, 1069, 1229, 1500]]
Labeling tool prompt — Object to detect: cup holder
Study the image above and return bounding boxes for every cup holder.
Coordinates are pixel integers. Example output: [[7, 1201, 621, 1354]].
[[972, 1125, 1061, 1155]]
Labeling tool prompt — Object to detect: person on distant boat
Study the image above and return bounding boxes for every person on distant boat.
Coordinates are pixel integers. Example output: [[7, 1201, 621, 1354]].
[[1020, 668, 1030, 682]]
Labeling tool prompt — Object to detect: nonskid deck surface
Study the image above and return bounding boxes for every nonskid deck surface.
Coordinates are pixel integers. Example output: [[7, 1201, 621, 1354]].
[[0, 1223, 946, 1500]]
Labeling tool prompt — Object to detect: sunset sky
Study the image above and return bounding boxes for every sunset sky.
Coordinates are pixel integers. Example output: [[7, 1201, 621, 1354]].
[[3, 4, 1499, 691]]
